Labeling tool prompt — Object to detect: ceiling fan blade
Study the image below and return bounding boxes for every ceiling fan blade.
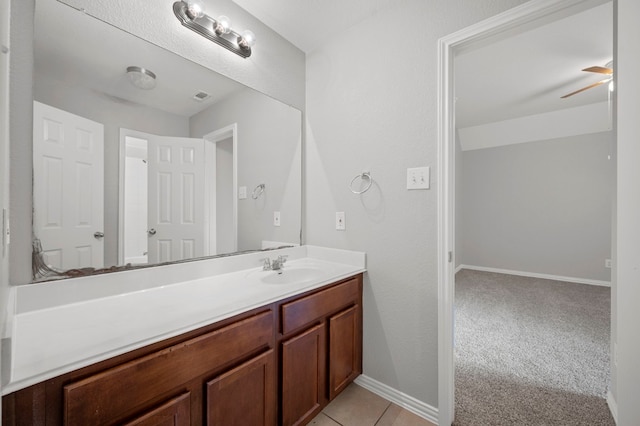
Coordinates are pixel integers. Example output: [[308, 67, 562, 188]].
[[561, 78, 612, 99], [583, 65, 613, 75]]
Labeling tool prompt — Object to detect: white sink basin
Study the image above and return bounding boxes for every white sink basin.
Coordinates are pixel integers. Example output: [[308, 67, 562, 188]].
[[247, 265, 325, 285]]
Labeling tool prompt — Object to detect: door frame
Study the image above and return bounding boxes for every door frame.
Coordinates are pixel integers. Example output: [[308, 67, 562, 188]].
[[118, 128, 152, 265], [203, 123, 238, 254], [436, 0, 611, 424]]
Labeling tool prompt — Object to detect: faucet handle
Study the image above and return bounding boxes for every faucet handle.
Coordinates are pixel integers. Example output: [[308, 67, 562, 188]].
[[277, 255, 288, 263], [260, 258, 271, 270]]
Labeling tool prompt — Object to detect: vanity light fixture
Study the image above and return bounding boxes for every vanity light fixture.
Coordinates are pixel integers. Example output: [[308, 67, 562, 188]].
[[126, 66, 157, 90], [173, 1, 256, 58]]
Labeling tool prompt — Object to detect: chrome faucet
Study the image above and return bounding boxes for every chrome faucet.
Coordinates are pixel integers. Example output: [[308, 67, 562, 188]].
[[260, 255, 288, 273], [271, 255, 288, 272], [261, 258, 272, 271]]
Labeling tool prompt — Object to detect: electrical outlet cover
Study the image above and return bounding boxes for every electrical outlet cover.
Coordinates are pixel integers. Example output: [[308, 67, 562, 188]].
[[336, 212, 346, 230]]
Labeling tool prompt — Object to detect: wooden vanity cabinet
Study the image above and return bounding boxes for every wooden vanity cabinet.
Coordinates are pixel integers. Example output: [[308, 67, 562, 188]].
[[2, 308, 276, 426], [61, 309, 275, 426], [279, 275, 363, 426], [2, 273, 363, 426]]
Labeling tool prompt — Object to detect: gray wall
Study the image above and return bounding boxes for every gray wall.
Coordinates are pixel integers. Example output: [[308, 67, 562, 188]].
[[34, 73, 189, 266], [216, 138, 235, 254], [190, 88, 302, 250], [305, 0, 529, 408], [8, 0, 34, 285], [459, 132, 613, 282]]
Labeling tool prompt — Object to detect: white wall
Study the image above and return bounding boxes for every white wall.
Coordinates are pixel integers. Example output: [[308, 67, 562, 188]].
[[459, 132, 613, 282], [190, 88, 302, 251], [614, 0, 640, 423], [305, 0, 529, 408]]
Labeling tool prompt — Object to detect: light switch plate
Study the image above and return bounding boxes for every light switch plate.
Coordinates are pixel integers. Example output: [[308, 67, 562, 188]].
[[336, 212, 346, 230], [274, 211, 281, 227], [238, 186, 247, 199], [407, 167, 430, 190]]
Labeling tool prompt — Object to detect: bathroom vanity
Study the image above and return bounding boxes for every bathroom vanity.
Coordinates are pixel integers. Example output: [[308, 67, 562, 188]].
[[1, 246, 365, 425]]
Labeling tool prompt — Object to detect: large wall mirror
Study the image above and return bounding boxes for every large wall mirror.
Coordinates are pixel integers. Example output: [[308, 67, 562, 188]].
[[30, 0, 302, 282]]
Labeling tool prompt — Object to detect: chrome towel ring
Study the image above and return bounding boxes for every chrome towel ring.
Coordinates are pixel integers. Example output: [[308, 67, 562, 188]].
[[252, 183, 265, 199], [349, 172, 373, 194]]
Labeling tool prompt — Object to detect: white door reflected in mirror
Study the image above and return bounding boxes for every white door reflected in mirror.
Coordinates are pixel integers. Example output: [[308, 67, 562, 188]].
[[121, 130, 210, 265], [33, 101, 104, 270]]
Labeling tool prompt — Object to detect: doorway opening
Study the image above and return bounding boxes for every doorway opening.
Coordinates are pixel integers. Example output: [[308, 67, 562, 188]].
[[437, 0, 615, 424]]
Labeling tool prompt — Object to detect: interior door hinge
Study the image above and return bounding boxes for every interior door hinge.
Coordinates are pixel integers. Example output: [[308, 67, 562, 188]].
[[448, 251, 453, 263]]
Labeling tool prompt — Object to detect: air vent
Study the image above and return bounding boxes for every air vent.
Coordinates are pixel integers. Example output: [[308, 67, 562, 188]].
[[193, 91, 210, 101]]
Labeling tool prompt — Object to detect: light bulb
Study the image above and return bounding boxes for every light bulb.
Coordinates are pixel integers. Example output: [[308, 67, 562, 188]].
[[186, 0, 205, 19], [238, 29, 256, 49], [214, 15, 232, 35]]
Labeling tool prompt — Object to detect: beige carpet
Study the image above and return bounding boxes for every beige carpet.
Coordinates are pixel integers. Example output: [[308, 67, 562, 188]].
[[453, 269, 615, 425]]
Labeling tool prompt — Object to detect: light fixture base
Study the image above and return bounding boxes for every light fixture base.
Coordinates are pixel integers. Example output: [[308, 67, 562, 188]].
[[173, 1, 252, 58]]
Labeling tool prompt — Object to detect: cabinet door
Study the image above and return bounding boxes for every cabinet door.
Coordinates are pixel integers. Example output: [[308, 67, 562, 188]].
[[123, 392, 190, 426], [328, 305, 361, 400], [281, 324, 326, 426], [206, 350, 275, 426]]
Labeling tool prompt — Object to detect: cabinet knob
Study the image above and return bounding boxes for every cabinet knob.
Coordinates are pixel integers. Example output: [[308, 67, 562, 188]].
[[93, 232, 104, 239]]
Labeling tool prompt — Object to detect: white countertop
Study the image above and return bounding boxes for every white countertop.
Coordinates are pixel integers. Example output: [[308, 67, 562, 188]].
[[3, 246, 366, 395]]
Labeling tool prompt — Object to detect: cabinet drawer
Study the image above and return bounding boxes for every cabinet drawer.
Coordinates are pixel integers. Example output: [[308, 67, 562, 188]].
[[64, 310, 273, 425], [122, 392, 191, 426], [281, 278, 359, 335]]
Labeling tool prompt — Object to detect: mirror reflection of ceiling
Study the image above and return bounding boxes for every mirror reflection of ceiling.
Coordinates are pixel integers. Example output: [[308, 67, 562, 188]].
[[455, 1, 613, 128], [35, 0, 246, 117]]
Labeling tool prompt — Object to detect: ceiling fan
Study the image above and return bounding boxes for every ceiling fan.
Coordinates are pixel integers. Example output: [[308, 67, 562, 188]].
[[561, 63, 613, 99]]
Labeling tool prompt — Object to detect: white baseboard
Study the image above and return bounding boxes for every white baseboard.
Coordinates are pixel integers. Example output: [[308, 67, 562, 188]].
[[458, 265, 611, 287], [607, 390, 618, 424], [455, 264, 464, 274], [354, 374, 438, 424]]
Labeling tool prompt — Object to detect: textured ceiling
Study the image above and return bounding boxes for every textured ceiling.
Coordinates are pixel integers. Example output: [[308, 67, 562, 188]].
[[233, 0, 613, 128], [41, 0, 613, 127], [455, 1, 613, 128], [232, 0, 399, 53]]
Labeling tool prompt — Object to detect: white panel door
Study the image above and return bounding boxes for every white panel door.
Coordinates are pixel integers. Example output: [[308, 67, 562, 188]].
[[33, 101, 104, 270], [147, 135, 205, 263]]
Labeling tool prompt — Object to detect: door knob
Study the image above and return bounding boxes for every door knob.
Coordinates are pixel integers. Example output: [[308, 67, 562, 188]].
[[93, 231, 104, 239], [148, 228, 157, 236]]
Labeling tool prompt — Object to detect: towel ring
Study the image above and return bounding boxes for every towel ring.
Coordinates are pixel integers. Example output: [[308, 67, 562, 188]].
[[252, 183, 265, 199], [349, 172, 373, 194]]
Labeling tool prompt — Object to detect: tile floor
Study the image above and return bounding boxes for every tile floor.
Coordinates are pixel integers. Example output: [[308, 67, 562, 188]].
[[309, 383, 436, 426]]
